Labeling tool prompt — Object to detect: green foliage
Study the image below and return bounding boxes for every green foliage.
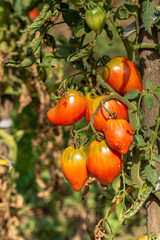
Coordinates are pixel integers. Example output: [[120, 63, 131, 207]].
[[141, 1, 156, 34]]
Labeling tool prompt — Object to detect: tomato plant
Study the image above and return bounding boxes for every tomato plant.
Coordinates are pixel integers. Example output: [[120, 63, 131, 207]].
[[47, 90, 87, 126], [87, 140, 123, 185], [4, 0, 160, 239], [85, 4, 106, 35], [85, 95, 128, 132], [104, 119, 134, 154], [61, 146, 89, 191], [102, 57, 143, 96]]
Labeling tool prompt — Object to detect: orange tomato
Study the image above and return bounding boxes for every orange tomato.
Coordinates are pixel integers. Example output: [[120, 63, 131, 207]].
[[87, 140, 123, 185], [47, 90, 87, 126], [102, 57, 143, 96], [61, 146, 89, 191], [104, 119, 134, 154]]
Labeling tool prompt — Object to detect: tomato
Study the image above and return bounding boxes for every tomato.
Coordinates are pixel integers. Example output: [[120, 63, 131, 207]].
[[85, 4, 106, 35], [102, 57, 143, 96], [85, 95, 128, 132], [138, 236, 148, 240], [61, 146, 89, 191], [47, 90, 87, 126], [104, 119, 134, 154], [29, 9, 39, 20], [87, 140, 123, 185]]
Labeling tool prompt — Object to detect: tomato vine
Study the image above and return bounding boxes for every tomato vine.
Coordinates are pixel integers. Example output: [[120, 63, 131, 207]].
[[3, 0, 160, 239]]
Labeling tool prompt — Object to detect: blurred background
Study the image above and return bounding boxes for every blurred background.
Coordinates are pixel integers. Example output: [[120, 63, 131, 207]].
[[0, 0, 146, 239]]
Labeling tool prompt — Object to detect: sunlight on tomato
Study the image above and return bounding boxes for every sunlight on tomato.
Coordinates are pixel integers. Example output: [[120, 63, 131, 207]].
[[61, 146, 89, 191], [102, 57, 143, 95], [87, 140, 123, 185], [47, 90, 87, 126]]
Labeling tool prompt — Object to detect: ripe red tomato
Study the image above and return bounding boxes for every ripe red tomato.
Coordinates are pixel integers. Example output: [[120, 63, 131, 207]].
[[61, 146, 89, 191], [85, 95, 128, 132], [85, 4, 106, 35], [47, 90, 87, 126], [102, 57, 143, 96], [104, 119, 134, 154], [29, 9, 39, 20], [87, 140, 123, 185]]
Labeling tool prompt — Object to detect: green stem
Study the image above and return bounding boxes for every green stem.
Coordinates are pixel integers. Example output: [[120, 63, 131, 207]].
[[133, 43, 160, 50]]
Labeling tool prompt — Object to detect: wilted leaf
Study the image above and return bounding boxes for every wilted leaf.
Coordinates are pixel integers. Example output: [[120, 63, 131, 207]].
[[116, 202, 124, 224]]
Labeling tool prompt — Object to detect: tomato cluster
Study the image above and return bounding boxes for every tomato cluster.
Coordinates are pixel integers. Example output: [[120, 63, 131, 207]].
[[47, 57, 143, 191]]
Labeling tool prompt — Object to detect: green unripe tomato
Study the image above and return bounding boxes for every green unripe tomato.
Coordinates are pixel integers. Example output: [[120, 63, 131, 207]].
[[85, 4, 106, 35]]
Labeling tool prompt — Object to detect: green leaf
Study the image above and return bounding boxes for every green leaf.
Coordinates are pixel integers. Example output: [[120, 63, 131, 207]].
[[61, 9, 82, 27], [67, 44, 94, 62], [144, 93, 154, 109], [116, 202, 124, 224], [115, 6, 130, 20], [124, 89, 140, 99], [134, 134, 144, 145], [145, 165, 158, 185], [154, 88, 160, 94], [112, 175, 121, 193], [146, 81, 153, 90], [74, 20, 90, 38], [14, 0, 23, 17], [44, 34, 56, 50], [153, 155, 160, 163], [56, 44, 71, 58], [142, 1, 156, 34], [104, 24, 113, 40], [124, 4, 137, 14]]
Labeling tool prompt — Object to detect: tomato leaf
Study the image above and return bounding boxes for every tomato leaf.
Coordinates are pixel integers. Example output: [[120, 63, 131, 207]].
[[116, 202, 124, 224], [144, 93, 154, 109], [134, 134, 144, 146], [56, 44, 71, 59], [153, 155, 160, 163], [104, 24, 113, 40], [124, 89, 140, 99], [146, 81, 153, 90], [141, 1, 156, 35], [154, 88, 160, 95], [115, 6, 130, 20], [112, 176, 121, 193], [61, 9, 82, 27], [74, 20, 90, 38], [67, 44, 94, 62], [124, 4, 137, 14], [145, 165, 158, 185]]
